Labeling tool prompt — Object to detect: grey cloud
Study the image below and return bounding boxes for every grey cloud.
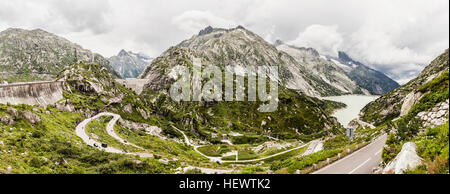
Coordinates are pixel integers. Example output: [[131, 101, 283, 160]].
[[0, 0, 448, 84], [47, 0, 113, 34]]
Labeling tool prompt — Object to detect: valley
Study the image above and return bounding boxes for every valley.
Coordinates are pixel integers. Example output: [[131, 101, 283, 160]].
[[0, 25, 447, 175]]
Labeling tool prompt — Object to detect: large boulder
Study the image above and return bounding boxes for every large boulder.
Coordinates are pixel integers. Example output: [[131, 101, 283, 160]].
[[383, 142, 423, 174]]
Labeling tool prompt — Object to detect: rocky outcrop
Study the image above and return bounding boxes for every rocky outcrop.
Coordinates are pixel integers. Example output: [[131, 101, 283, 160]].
[[58, 63, 121, 97], [55, 100, 75, 112], [416, 99, 449, 127], [383, 142, 423, 174], [137, 108, 149, 120], [0, 81, 65, 107], [400, 92, 423, 116], [123, 104, 132, 113], [6, 107, 19, 117], [21, 111, 41, 124], [0, 115, 15, 125]]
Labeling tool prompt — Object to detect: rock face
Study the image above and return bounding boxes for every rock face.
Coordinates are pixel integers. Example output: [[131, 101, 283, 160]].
[[139, 26, 356, 97], [383, 142, 423, 174], [108, 50, 153, 78], [276, 42, 368, 95], [326, 52, 399, 95], [400, 92, 423, 117], [0, 81, 65, 107], [0, 28, 119, 83]]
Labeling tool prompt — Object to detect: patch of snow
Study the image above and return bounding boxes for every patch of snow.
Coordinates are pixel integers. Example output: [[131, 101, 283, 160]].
[[330, 58, 352, 73]]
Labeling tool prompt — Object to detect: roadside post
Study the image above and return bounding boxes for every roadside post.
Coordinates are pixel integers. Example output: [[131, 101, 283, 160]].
[[346, 128, 355, 141]]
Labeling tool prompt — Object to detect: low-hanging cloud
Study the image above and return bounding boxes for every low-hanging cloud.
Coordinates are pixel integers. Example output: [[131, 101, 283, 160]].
[[48, 0, 113, 35], [288, 25, 344, 57], [0, 0, 448, 84], [172, 10, 237, 35], [0, 0, 112, 35]]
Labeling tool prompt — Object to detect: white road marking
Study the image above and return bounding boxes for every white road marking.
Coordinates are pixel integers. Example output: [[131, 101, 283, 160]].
[[312, 134, 386, 174], [348, 157, 371, 174], [374, 149, 382, 156]]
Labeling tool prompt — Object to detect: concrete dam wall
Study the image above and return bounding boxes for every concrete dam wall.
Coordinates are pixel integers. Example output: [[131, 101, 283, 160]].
[[0, 81, 65, 107], [115, 79, 149, 95]]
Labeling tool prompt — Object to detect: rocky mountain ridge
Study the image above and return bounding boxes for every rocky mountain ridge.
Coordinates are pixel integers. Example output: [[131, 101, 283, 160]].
[[0, 28, 119, 83], [275, 41, 368, 95], [324, 51, 400, 95], [140, 26, 367, 97], [108, 49, 152, 78], [138, 26, 346, 141]]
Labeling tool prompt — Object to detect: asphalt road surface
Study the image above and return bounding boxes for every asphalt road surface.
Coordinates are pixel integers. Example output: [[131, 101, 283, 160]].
[[75, 112, 153, 157], [313, 134, 387, 174]]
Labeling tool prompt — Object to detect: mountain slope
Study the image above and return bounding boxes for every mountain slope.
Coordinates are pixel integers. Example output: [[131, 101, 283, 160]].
[[108, 50, 152, 78], [141, 26, 357, 97], [138, 26, 345, 142], [358, 49, 449, 174], [0, 28, 119, 83], [0, 62, 193, 174], [275, 41, 368, 95], [359, 49, 449, 126], [326, 52, 400, 95]]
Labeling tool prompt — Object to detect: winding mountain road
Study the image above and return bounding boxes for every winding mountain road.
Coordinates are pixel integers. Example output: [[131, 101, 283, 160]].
[[76, 112, 387, 174], [171, 126, 312, 163], [76, 112, 320, 168], [75, 112, 153, 157]]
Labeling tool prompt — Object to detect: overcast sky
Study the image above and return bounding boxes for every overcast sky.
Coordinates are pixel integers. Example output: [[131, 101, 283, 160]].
[[0, 0, 448, 84]]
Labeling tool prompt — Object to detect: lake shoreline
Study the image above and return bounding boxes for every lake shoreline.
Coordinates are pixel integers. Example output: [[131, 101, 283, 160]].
[[320, 95, 380, 128]]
